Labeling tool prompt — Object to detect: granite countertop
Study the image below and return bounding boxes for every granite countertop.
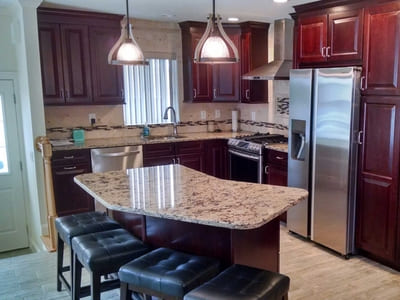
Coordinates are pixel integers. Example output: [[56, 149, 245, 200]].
[[51, 131, 288, 153], [51, 131, 253, 151], [74, 164, 307, 230]]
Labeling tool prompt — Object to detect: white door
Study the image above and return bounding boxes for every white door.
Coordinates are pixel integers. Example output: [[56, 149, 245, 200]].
[[0, 80, 28, 252]]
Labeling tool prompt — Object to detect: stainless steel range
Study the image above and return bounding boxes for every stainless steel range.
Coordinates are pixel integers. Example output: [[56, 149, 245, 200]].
[[228, 133, 287, 183]]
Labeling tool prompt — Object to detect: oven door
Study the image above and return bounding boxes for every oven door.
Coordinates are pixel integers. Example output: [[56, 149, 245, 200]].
[[228, 148, 263, 184]]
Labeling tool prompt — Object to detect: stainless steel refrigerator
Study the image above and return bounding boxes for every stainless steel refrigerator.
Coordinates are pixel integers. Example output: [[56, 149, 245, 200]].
[[287, 67, 361, 256]]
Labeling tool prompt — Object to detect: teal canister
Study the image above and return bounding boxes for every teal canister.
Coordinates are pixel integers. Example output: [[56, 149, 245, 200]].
[[72, 129, 85, 143]]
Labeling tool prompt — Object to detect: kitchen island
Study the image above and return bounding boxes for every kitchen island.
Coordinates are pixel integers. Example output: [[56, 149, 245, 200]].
[[74, 164, 307, 271]]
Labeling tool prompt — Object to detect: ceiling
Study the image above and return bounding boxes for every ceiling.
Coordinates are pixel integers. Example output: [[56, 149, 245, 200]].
[[41, 0, 317, 23]]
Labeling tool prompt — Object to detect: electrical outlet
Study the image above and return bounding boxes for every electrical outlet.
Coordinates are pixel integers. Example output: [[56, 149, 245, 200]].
[[215, 109, 221, 119], [89, 113, 96, 125], [200, 110, 207, 120], [251, 111, 256, 121]]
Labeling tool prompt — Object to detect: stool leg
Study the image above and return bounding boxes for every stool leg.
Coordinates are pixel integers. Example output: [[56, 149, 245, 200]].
[[91, 272, 101, 300], [72, 254, 82, 300], [282, 294, 289, 300], [56, 234, 64, 291], [70, 246, 74, 291], [120, 282, 132, 300]]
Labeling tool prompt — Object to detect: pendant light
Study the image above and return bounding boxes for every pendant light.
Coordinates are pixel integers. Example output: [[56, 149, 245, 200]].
[[108, 0, 147, 65], [194, 0, 239, 64]]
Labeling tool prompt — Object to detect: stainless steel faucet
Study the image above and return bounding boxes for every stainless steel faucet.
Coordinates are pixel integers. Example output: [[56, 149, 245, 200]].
[[163, 106, 178, 136]]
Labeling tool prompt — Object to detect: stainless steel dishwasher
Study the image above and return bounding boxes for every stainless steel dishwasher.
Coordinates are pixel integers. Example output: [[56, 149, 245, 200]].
[[90, 145, 143, 173]]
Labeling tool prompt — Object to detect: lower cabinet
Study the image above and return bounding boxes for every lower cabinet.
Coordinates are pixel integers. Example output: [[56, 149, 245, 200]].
[[143, 139, 228, 178], [264, 149, 288, 222], [52, 149, 94, 216]]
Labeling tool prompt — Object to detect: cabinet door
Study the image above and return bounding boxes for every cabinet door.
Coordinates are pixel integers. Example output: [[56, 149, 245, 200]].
[[143, 156, 175, 167], [38, 22, 65, 105], [297, 15, 328, 64], [213, 28, 240, 102], [191, 30, 213, 102], [205, 139, 228, 179], [265, 165, 287, 186], [177, 153, 205, 172], [52, 163, 94, 216], [328, 9, 363, 62], [60, 24, 92, 104], [143, 143, 176, 167], [89, 26, 124, 104], [356, 97, 400, 263], [363, 2, 400, 95]]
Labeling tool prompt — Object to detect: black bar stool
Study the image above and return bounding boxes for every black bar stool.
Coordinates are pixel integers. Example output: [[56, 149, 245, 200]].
[[55, 211, 121, 293], [118, 247, 220, 300], [72, 228, 150, 300], [184, 264, 290, 300]]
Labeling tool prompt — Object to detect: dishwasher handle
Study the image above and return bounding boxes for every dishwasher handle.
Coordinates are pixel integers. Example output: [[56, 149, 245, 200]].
[[96, 150, 140, 158]]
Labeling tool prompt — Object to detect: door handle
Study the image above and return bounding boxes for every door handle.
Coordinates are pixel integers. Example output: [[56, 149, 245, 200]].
[[357, 131, 363, 145], [326, 46, 331, 58], [321, 47, 326, 58], [360, 76, 366, 91], [264, 165, 269, 174], [193, 89, 197, 99]]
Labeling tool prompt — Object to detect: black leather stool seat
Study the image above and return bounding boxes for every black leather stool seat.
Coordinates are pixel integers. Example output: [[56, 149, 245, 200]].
[[55, 211, 121, 245], [184, 264, 290, 300], [119, 247, 220, 299], [72, 228, 150, 273]]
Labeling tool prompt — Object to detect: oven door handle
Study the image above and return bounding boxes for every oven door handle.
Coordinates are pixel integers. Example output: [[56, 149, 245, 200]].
[[228, 149, 260, 161]]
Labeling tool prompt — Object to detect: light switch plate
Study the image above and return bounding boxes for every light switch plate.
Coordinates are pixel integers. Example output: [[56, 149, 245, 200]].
[[200, 110, 207, 120], [89, 113, 96, 124], [251, 111, 256, 121], [215, 109, 221, 119]]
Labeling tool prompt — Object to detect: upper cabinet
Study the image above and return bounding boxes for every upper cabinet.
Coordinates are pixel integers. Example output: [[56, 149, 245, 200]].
[[180, 22, 241, 103], [37, 8, 124, 106], [179, 21, 269, 103], [361, 2, 400, 96], [295, 8, 363, 67]]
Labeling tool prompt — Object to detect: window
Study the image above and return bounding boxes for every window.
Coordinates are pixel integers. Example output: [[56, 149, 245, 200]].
[[123, 58, 179, 125]]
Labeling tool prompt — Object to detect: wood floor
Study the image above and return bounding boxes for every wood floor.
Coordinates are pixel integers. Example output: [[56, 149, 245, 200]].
[[1, 226, 400, 299]]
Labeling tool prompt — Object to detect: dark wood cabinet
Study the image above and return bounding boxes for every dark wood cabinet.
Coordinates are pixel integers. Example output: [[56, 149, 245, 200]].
[[356, 96, 400, 266], [180, 22, 243, 103], [143, 141, 205, 172], [264, 150, 288, 222], [204, 139, 228, 179], [362, 2, 400, 95], [295, 8, 363, 67], [240, 22, 269, 103], [37, 8, 123, 105], [52, 149, 94, 216]]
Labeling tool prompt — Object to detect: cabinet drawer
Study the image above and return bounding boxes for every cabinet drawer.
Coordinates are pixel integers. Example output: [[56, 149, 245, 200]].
[[52, 149, 91, 166], [175, 141, 203, 155], [266, 150, 288, 167], [143, 143, 175, 159]]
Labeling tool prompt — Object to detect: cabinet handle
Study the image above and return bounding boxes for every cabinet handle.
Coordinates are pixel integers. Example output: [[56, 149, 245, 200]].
[[121, 89, 124, 97], [357, 131, 363, 145], [66, 90, 70, 99], [172, 158, 176, 164], [193, 89, 197, 99], [63, 166, 77, 170], [213, 89, 217, 98], [264, 165, 269, 175], [275, 156, 284, 160], [60, 89, 64, 99], [321, 47, 326, 58], [177, 157, 181, 164], [245, 89, 250, 100], [63, 156, 74, 159], [360, 76, 366, 91], [326, 46, 331, 58]]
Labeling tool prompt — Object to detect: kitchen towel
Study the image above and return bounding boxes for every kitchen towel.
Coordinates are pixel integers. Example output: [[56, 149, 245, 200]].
[[232, 110, 239, 132]]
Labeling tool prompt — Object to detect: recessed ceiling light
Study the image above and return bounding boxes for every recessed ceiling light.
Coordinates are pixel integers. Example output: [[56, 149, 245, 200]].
[[227, 17, 240, 22], [274, 0, 288, 3]]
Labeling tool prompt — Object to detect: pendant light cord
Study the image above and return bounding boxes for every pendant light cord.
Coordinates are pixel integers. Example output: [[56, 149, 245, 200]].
[[126, 0, 130, 37]]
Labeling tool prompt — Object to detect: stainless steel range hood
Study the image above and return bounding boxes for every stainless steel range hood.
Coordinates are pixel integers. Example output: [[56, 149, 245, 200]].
[[242, 19, 294, 80]]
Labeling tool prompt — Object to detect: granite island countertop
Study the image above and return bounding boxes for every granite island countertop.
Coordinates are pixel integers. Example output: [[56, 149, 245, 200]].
[[74, 164, 306, 230], [52, 131, 288, 153]]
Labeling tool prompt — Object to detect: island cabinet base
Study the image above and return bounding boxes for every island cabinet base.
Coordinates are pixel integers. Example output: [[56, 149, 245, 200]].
[[111, 211, 280, 272]]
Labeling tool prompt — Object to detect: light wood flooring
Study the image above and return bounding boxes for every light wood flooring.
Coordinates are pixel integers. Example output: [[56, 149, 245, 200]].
[[1, 226, 400, 299]]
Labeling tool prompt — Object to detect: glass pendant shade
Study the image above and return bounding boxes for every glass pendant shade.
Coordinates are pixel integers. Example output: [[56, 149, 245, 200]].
[[194, 1, 239, 64], [108, 1, 147, 65]]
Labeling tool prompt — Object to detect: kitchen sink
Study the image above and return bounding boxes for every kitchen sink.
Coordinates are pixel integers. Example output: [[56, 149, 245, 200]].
[[142, 135, 187, 140]]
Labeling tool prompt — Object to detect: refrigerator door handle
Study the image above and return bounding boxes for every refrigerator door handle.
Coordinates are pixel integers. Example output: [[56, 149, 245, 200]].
[[296, 133, 306, 160], [357, 131, 363, 145]]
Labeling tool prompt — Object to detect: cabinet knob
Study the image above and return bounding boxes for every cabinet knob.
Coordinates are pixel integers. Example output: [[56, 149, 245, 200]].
[[193, 89, 197, 99]]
